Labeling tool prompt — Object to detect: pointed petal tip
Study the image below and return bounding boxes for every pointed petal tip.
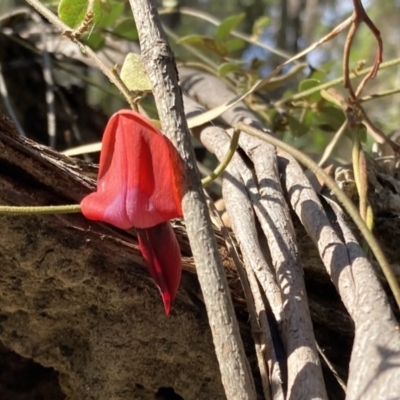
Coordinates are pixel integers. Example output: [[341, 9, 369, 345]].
[[137, 222, 182, 315], [163, 300, 171, 316]]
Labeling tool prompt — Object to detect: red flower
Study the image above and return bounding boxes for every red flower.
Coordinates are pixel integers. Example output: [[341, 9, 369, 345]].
[[81, 110, 183, 314]]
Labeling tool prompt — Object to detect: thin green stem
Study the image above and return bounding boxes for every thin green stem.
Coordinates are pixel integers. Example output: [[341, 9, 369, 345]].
[[275, 57, 400, 106], [160, 7, 296, 62], [235, 121, 400, 311], [360, 86, 400, 103], [1, 127, 239, 212], [201, 129, 240, 185], [0, 205, 81, 215]]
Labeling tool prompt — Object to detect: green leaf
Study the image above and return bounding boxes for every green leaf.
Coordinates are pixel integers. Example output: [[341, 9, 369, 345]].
[[288, 115, 309, 137], [178, 34, 205, 45], [309, 129, 331, 152], [282, 89, 294, 100], [178, 35, 228, 57], [96, 2, 124, 28], [314, 106, 345, 131], [252, 16, 270, 38], [120, 53, 152, 92], [218, 62, 242, 77], [216, 13, 245, 42], [99, 0, 112, 13], [84, 31, 105, 50], [310, 61, 336, 81], [225, 38, 245, 53], [298, 78, 322, 102], [298, 78, 320, 92], [58, 0, 124, 29], [113, 18, 138, 40], [301, 109, 315, 130], [203, 38, 228, 56], [58, 0, 89, 28]]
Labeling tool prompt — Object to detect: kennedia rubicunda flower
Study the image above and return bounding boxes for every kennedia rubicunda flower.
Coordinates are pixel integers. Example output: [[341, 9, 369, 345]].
[[80, 110, 183, 314]]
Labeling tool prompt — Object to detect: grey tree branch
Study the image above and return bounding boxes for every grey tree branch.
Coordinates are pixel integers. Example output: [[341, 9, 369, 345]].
[[204, 191, 273, 400], [199, 125, 283, 400], [180, 68, 327, 399], [185, 94, 283, 397], [329, 201, 400, 400], [236, 128, 326, 399], [277, 152, 400, 399], [128, 1, 257, 399]]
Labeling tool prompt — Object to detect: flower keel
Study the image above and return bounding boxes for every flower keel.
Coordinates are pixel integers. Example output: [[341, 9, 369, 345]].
[[137, 222, 182, 315]]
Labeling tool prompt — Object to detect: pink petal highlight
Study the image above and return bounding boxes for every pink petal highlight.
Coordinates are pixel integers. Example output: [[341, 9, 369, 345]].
[[82, 187, 176, 230], [81, 110, 183, 229]]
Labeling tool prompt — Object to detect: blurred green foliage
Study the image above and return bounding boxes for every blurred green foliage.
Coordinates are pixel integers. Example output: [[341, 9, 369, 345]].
[[2, 0, 400, 161]]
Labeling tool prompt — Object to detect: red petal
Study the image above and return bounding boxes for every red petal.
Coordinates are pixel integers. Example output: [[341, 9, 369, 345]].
[[81, 110, 183, 229], [137, 222, 182, 315]]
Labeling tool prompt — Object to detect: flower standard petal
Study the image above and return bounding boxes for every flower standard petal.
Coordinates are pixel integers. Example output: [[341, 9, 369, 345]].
[[81, 110, 183, 229]]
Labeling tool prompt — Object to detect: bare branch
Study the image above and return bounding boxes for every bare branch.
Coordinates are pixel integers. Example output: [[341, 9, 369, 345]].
[[180, 69, 327, 399], [278, 152, 400, 400], [199, 125, 284, 400], [128, 1, 257, 398]]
